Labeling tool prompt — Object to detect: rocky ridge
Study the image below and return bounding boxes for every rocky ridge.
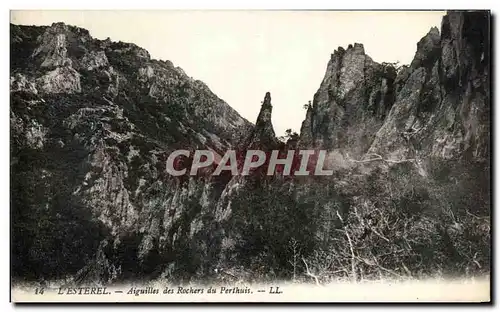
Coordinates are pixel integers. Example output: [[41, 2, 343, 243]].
[[11, 21, 253, 282], [300, 12, 489, 168], [11, 11, 490, 284]]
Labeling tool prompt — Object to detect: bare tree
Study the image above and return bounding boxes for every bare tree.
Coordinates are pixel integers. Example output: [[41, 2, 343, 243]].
[[288, 238, 300, 282]]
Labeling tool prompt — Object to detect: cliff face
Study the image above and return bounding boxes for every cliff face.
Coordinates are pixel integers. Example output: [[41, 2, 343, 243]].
[[290, 11, 490, 280], [299, 43, 397, 156], [300, 11, 490, 166], [214, 92, 281, 230], [212, 10, 490, 281], [11, 23, 252, 153], [368, 12, 490, 164], [11, 22, 252, 282]]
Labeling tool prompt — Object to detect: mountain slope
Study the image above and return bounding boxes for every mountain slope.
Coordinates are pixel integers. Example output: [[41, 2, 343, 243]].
[[299, 11, 490, 166], [11, 22, 252, 282], [212, 10, 490, 281]]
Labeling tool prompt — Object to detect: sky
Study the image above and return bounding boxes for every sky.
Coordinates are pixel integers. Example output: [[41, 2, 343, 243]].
[[11, 10, 446, 136]]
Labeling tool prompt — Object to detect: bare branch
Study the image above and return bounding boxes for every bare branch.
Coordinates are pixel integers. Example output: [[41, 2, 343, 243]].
[[302, 258, 320, 286], [335, 210, 344, 223], [375, 265, 403, 278], [401, 262, 412, 276], [346, 152, 415, 164], [344, 228, 357, 283], [371, 228, 391, 242]]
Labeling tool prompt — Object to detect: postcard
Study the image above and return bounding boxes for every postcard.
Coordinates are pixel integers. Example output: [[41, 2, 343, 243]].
[[10, 9, 491, 303]]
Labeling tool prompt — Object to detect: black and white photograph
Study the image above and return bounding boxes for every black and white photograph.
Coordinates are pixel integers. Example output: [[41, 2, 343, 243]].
[[9, 9, 491, 302]]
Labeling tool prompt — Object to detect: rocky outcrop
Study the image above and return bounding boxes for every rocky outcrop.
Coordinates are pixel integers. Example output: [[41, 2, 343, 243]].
[[284, 12, 490, 282], [81, 50, 109, 71], [298, 43, 397, 156], [368, 11, 490, 163], [37, 66, 82, 93], [12, 22, 252, 150], [215, 92, 281, 224], [245, 92, 280, 148], [10, 22, 252, 283], [10, 73, 38, 94], [299, 11, 489, 166], [31, 22, 75, 68]]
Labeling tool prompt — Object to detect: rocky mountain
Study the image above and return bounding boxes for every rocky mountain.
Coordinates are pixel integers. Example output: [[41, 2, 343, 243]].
[[298, 43, 398, 156], [11, 11, 490, 285], [210, 10, 490, 281], [291, 11, 490, 281], [300, 11, 489, 165], [11, 22, 252, 282]]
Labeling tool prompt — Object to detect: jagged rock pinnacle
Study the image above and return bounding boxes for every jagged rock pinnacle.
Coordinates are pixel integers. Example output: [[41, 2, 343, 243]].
[[245, 92, 278, 148], [257, 92, 273, 125], [262, 92, 271, 107]]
